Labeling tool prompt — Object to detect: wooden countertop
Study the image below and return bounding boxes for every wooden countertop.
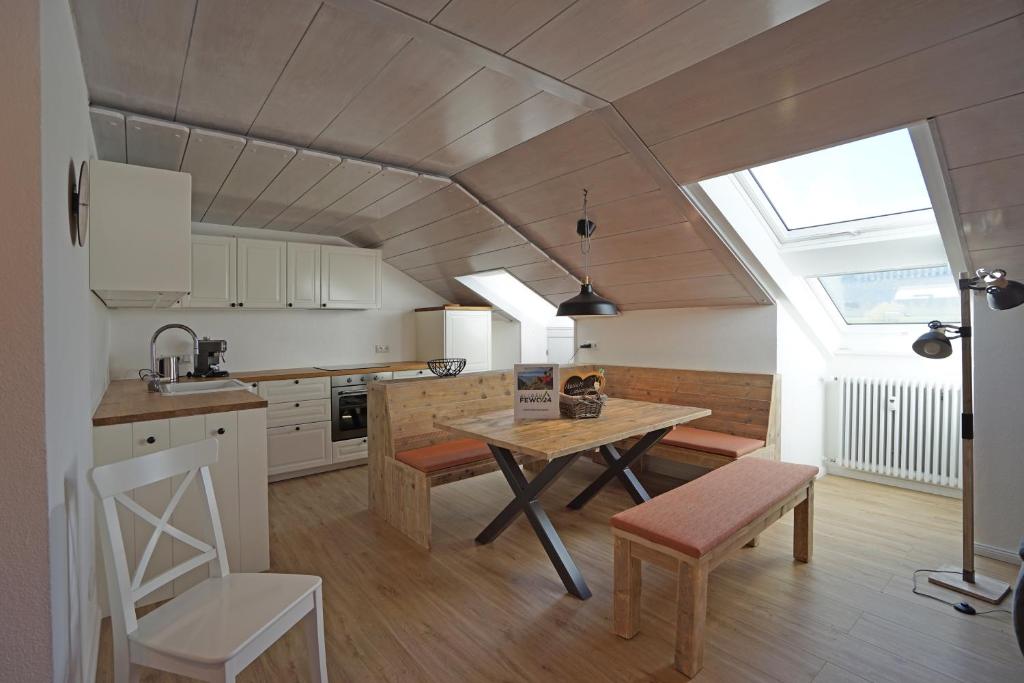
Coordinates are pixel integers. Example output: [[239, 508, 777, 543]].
[[93, 379, 268, 426], [93, 361, 430, 426], [229, 361, 429, 383]]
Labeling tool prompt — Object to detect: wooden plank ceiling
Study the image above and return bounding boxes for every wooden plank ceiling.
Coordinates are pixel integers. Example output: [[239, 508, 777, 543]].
[[72, 0, 1022, 310]]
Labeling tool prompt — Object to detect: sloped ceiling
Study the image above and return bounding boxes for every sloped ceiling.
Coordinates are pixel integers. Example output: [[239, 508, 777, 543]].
[[70, 0, 1024, 309]]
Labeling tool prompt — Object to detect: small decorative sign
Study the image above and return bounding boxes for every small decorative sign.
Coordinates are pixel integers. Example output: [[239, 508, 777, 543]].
[[514, 364, 560, 421]]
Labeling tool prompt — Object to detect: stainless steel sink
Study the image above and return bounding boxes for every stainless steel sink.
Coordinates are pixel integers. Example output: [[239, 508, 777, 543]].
[[158, 379, 248, 395]]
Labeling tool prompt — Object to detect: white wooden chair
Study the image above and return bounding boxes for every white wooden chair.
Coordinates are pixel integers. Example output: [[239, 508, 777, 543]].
[[91, 438, 328, 682]]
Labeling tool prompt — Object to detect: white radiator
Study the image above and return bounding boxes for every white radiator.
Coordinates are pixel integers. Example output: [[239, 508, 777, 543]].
[[828, 376, 962, 488]]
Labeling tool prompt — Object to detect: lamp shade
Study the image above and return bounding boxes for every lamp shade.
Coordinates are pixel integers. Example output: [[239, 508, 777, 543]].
[[556, 282, 618, 317], [912, 325, 953, 359], [986, 279, 1024, 310]]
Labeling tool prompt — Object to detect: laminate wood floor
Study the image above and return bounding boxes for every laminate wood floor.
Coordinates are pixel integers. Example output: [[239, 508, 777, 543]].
[[96, 463, 1021, 682]]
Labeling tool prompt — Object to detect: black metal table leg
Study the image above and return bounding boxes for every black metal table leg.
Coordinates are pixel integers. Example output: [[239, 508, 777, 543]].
[[476, 445, 591, 599], [567, 427, 671, 510]]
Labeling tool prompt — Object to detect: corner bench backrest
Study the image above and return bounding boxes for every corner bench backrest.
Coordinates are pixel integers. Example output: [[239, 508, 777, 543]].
[[569, 365, 780, 446], [370, 370, 516, 458]]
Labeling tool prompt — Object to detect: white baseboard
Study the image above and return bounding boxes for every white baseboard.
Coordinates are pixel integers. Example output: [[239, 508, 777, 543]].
[[824, 463, 962, 499], [976, 542, 1022, 566]]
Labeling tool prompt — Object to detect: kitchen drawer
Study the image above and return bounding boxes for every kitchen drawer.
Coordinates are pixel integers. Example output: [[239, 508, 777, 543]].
[[393, 368, 429, 379], [333, 437, 368, 464], [267, 420, 332, 476], [266, 398, 331, 428], [258, 376, 330, 403]]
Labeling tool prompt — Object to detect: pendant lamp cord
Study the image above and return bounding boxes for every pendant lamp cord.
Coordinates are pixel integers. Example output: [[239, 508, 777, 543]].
[[580, 188, 591, 281]]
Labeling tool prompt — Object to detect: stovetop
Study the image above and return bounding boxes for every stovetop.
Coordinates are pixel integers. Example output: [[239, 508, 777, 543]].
[[314, 363, 392, 371]]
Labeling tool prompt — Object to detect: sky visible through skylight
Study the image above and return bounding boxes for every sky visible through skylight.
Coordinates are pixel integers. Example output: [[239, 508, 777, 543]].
[[750, 129, 933, 230]]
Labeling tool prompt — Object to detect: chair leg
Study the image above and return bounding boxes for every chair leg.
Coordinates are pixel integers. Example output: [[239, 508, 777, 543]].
[[303, 587, 328, 683], [744, 535, 760, 548], [794, 482, 814, 563], [613, 536, 642, 638], [674, 560, 708, 678]]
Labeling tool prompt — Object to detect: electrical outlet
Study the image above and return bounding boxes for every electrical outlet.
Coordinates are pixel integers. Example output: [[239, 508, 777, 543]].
[[579, 341, 598, 350], [375, 344, 390, 353]]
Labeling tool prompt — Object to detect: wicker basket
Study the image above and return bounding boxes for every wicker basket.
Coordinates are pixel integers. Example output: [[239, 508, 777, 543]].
[[559, 390, 607, 419]]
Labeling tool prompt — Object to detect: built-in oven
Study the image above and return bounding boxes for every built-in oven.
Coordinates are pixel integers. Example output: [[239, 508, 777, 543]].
[[330, 372, 392, 443]]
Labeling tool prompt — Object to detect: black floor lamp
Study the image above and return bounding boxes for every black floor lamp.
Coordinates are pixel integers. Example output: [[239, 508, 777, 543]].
[[912, 268, 1024, 604]]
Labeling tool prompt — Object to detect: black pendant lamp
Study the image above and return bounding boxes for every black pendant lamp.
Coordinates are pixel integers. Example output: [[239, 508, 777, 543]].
[[556, 189, 619, 317]]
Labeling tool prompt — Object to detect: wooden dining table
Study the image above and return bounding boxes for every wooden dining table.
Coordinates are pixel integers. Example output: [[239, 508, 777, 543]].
[[435, 397, 710, 599]]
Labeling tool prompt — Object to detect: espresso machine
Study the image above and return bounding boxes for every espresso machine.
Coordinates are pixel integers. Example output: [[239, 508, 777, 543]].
[[192, 337, 229, 377]]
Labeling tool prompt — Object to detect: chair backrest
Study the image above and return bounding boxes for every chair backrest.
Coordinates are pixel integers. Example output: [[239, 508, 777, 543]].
[[371, 369, 516, 456], [567, 364, 781, 444], [90, 438, 228, 636]]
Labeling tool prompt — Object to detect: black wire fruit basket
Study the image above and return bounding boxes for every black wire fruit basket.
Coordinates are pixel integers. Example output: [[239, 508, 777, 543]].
[[427, 358, 467, 377]]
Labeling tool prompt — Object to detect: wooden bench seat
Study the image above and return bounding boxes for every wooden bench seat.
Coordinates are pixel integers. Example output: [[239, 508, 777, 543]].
[[611, 458, 817, 678], [568, 365, 780, 471], [661, 425, 765, 459], [395, 438, 492, 473], [369, 370, 520, 549]]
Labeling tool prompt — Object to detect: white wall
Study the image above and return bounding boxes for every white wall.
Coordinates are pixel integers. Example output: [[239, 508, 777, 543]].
[[40, 0, 110, 680], [574, 306, 778, 373], [108, 261, 443, 378], [777, 306, 828, 468], [0, 1, 51, 680], [491, 317, 521, 369], [972, 303, 1024, 561]]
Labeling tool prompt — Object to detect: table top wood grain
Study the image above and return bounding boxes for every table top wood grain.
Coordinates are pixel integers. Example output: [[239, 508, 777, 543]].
[[435, 398, 711, 460]]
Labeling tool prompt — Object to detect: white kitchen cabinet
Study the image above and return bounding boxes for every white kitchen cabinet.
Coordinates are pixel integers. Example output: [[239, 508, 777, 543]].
[[287, 242, 321, 309], [92, 408, 268, 611], [267, 421, 333, 476], [321, 245, 381, 309], [186, 235, 236, 308], [238, 238, 287, 309], [415, 307, 492, 373], [90, 161, 192, 308], [393, 368, 430, 379], [333, 436, 368, 465], [266, 398, 331, 429], [257, 376, 330, 403]]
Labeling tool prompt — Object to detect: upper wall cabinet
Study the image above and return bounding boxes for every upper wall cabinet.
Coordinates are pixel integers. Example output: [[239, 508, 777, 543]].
[[187, 235, 236, 308], [185, 238, 380, 311], [237, 239, 287, 309], [321, 246, 382, 310], [89, 161, 191, 308], [287, 242, 320, 309]]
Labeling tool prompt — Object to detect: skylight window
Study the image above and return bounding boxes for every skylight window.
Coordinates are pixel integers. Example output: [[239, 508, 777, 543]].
[[747, 129, 933, 235], [817, 266, 959, 325]]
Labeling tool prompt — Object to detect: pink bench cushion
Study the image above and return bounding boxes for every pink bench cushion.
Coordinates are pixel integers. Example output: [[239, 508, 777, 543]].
[[396, 438, 493, 473], [661, 425, 765, 458], [611, 458, 818, 558]]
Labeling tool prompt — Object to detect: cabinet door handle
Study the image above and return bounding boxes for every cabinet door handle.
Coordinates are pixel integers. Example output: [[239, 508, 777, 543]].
[[251, 383, 257, 388], [294, 426, 300, 431], [287, 302, 293, 307], [294, 379, 300, 384], [238, 302, 244, 307], [217, 427, 226, 435], [146, 436, 156, 444], [295, 403, 301, 407], [230, 302, 236, 307], [321, 303, 327, 307]]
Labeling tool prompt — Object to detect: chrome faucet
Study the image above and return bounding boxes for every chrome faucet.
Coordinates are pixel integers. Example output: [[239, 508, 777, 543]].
[[148, 324, 199, 392]]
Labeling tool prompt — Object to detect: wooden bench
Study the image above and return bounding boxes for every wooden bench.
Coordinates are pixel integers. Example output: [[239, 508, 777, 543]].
[[368, 370, 528, 550], [570, 365, 781, 470], [610, 458, 817, 678]]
